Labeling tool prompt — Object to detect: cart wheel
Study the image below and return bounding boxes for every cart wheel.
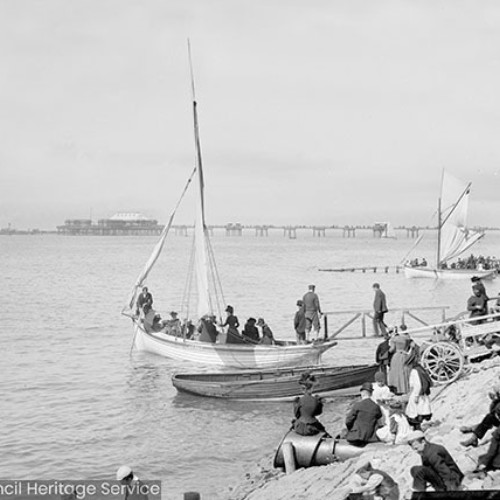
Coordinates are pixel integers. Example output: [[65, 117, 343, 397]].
[[420, 341, 464, 385]]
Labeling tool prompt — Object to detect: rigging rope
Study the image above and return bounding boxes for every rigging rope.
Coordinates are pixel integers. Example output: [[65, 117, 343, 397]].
[[122, 166, 197, 315]]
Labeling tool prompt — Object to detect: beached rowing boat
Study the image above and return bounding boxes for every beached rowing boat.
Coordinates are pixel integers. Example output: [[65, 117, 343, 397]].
[[171, 364, 379, 400]]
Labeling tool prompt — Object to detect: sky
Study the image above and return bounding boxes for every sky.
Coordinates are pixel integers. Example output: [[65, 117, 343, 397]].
[[1, 0, 500, 230]]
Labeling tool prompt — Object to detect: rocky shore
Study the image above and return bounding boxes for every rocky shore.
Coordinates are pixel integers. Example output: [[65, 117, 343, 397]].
[[229, 356, 500, 500]]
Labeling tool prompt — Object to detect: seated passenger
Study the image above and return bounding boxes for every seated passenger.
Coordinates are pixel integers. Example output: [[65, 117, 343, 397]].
[[376, 399, 412, 445], [142, 305, 156, 332], [257, 318, 275, 345], [152, 313, 163, 332], [292, 373, 327, 436], [163, 311, 182, 336], [242, 317, 260, 343], [183, 320, 195, 340], [345, 382, 383, 447], [198, 315, 219, 343]]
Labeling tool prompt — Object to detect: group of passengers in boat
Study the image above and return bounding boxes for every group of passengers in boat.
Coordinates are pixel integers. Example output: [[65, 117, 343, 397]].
[[407, 257, 428, 267], [439, 253, 500, 271], [135, 290, 276, 345]]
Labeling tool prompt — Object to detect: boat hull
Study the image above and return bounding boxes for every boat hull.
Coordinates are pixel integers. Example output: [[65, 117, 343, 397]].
[[133, 321, 337, 369], [171, 364, 379, 400], [404, 265, 496, 280]]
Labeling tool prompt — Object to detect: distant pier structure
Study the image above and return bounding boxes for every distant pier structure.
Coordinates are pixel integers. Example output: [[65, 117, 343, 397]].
[[174, 225, 188, 236], [225, 223, 243, 236], [57, 213, 162, 235], [373, 223, 386, 238], [255, 225, 269, 236], [312, 226, 326, 237], [343, 226, 356, 238], [406, 226, 420, 238], [283, 226, 297, 239]]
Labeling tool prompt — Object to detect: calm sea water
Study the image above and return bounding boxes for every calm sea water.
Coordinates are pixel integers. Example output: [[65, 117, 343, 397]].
[[2, 230, 499, 499]]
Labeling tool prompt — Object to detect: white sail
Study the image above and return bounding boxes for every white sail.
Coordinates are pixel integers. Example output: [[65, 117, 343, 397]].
[[193, 141, 211, 318], [439, 171, 484, 264], [122, 169, 196, 316]]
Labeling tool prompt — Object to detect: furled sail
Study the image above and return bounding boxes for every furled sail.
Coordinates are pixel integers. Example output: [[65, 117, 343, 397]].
[[438, 171, 484, 264]]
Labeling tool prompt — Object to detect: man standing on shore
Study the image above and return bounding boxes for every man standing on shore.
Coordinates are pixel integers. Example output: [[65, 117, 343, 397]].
[[372, 283, 388, 337], [303, 284, 322, 341]]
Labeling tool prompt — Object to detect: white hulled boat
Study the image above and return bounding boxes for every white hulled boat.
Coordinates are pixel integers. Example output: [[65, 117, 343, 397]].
[[404, 171, 496, 280], [122, 60, 337, 368]]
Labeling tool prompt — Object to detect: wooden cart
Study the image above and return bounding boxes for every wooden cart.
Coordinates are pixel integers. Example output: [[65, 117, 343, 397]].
[[415, 312, 500, 385]]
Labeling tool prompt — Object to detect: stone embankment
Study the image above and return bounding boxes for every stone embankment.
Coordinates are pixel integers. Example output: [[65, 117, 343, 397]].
[[229, 356, 500, 500]]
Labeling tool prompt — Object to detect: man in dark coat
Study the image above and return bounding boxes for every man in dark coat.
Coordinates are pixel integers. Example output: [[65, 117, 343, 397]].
[[242, 317, 260, 343], [136, 286, 153, 316], [198, 315, 219, 343], [302, 284, 322, 341], [372, 283, 388, 336], [345, 382, 383, 447], [477, 427, 500, 472], [407, 430, 464, 492], [294, 300, 307, 344], [375, 330, 392, 375], [460, 387, 500, 447], [467, 284, 488, 324]]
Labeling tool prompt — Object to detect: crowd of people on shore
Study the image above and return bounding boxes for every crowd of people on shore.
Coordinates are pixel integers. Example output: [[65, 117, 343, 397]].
[[291, 340, 500, 499], [288, 278, 500, 499]]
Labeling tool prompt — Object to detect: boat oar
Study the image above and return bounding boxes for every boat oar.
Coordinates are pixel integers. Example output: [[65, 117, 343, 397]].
[[129, 320, 138, 356]]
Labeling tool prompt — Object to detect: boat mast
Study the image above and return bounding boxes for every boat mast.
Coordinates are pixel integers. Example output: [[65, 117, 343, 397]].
[[188, 40, 211, 318], [436, 196, 441, 269]]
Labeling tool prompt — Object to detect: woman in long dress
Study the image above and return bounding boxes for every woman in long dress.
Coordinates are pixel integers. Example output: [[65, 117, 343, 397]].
[[387, 328, 411, 395], [292, 373, 327, 436], [405, 350, 432, 429]]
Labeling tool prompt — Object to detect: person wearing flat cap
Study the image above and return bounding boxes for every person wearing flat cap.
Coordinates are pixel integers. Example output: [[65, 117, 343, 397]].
[[116, 466, 148, 500], [344, 382, 383, 447], [294, 299, 307, 344], [406, 431, 463, 493], [344, 461, 399, 500]]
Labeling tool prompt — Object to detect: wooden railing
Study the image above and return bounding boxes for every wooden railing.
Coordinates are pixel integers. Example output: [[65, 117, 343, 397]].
[[322, 306, 450, 340]]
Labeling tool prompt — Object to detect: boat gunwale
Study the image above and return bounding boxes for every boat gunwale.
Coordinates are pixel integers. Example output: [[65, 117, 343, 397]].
[[135, 320, 338, 353]]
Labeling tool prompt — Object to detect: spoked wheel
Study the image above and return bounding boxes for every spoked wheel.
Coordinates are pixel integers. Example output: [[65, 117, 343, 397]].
[[420, 341, 465, 385]]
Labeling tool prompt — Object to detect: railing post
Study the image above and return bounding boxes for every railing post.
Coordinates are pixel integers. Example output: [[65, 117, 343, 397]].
[[361, 313, 366, 337], [324, 314, 328, 339], [401, 310, 406, 326], [441, 307, 446, 322]]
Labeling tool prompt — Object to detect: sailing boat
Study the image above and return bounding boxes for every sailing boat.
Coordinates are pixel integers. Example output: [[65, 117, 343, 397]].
[[121, 65, 337, 368], [404, 170, 496, 280]]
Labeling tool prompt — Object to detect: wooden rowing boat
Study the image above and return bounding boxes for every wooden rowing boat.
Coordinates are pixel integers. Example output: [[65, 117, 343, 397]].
[[171, 364, 379, 400]]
